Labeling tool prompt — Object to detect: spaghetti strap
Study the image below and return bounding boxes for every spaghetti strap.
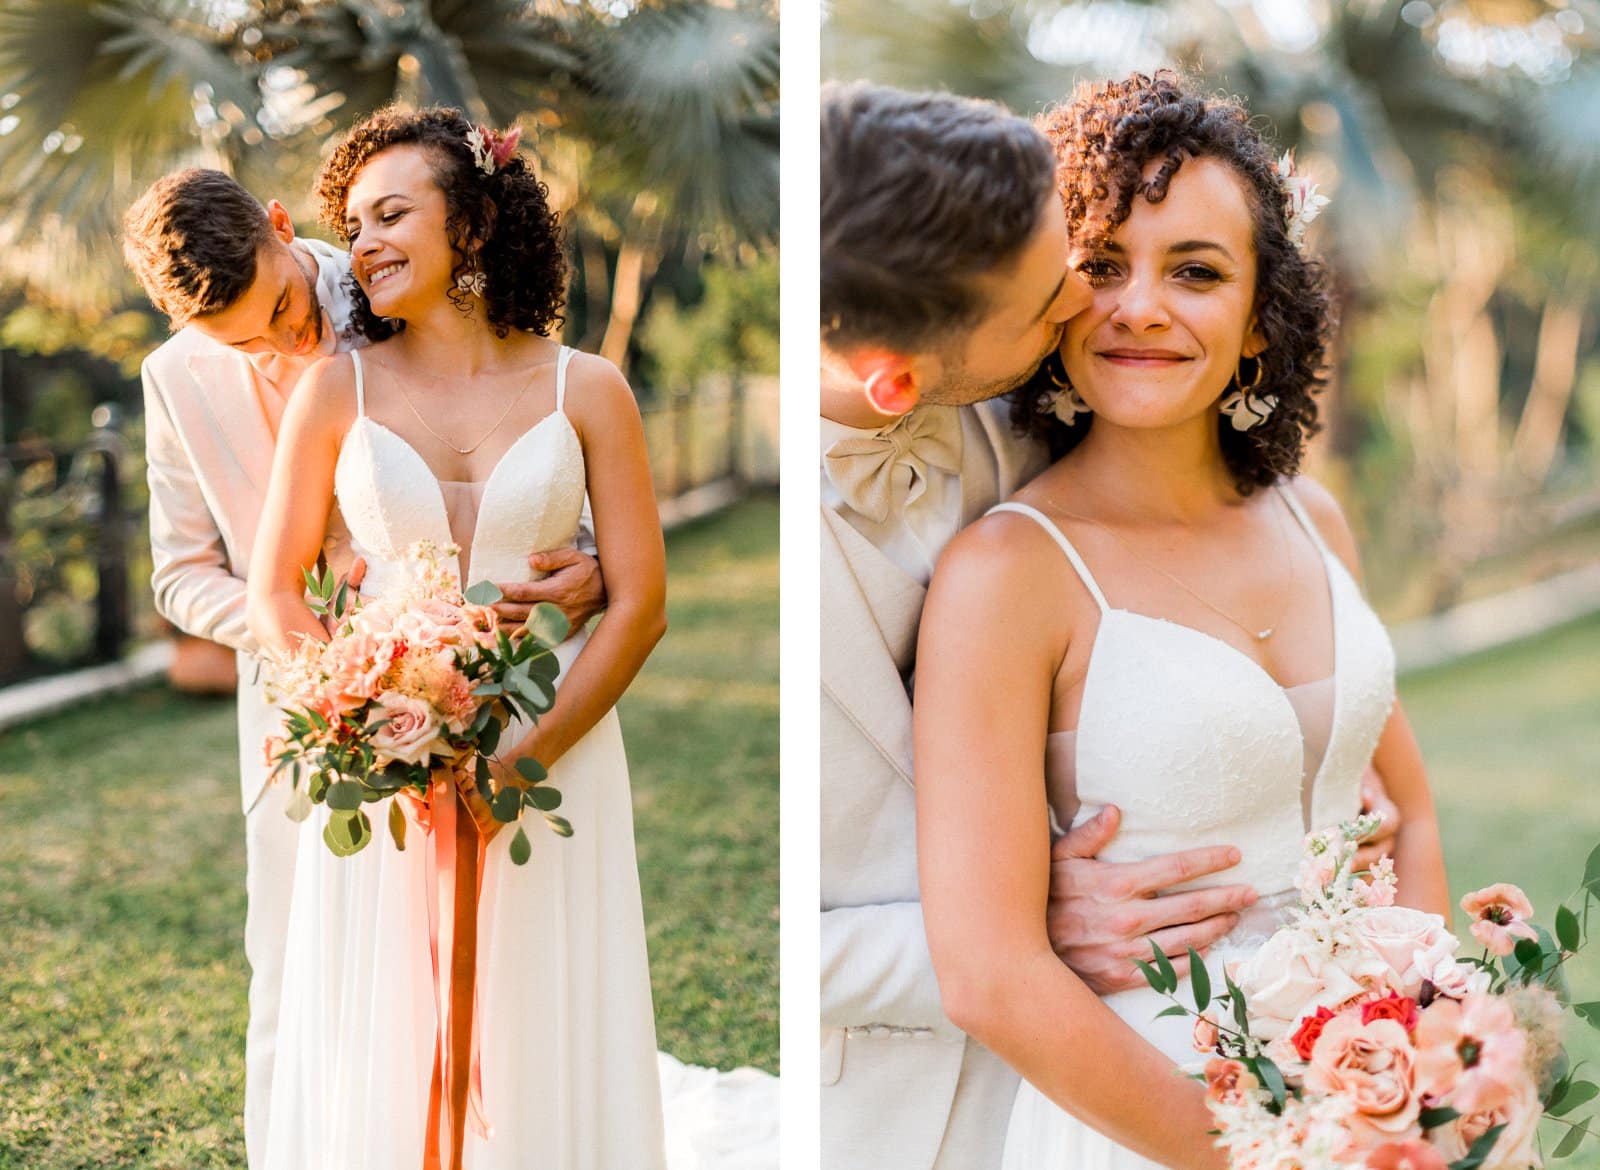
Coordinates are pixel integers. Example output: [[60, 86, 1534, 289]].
[[1275, 482, 1331, 559], [987, 502, 1110, 612], [554, 346, 574, 413], [351, 349, 366, 416]]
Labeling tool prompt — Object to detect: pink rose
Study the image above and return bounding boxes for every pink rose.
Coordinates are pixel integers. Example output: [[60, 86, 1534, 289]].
[[1231, 927, 1383, 1041], [366, 690, 444, 767], [1413, 994, 1527, 1114], [1430, 1082, 1541, 1170], [1459, 884, 1538, 958], [1352, 907, 1458, 997], [1204, 1058, 1258, 1107], [1365, 1139, 1448, 1170], [1305, 1015, 1423, 1154], [1192, 1013, 1220, 1054]]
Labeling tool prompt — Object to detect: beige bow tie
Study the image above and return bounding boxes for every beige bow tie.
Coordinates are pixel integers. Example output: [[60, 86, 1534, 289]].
[[824, 406, 963, 524]]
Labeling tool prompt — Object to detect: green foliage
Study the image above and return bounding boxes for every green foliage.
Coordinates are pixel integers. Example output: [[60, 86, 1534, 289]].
[[637, 252, 779, 390]]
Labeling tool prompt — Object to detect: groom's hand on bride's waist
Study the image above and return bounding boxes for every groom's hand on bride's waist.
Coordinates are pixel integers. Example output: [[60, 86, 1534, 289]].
[[493, 548, 606, 632], [1045, 805, 1260, 995]]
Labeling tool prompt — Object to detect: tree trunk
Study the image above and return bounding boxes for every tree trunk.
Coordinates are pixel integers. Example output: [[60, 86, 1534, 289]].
[[1511, 293, 1584, 484], [599, 194, 663, 377], [576, 228, 612, 353]]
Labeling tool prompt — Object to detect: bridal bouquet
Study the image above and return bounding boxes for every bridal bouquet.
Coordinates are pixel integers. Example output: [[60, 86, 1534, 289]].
[[1143, 817, 1600, 1170], [263, 540, 572, 865]]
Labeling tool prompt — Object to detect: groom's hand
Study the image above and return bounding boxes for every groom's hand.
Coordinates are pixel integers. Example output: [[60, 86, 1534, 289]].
[[1353, 765, 1401, 872], [1046, 806, 1259, 994], [494, 548, 606, 632]]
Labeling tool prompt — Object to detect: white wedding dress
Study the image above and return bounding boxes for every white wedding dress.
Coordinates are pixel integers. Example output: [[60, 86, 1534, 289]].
[[263, 348, 775, 1170], [989, 491, 1396, 1170]]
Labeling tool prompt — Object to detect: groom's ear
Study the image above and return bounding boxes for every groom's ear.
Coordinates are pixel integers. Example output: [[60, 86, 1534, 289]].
[[265, 200, 297, 245], [845, 349, 924, 416]]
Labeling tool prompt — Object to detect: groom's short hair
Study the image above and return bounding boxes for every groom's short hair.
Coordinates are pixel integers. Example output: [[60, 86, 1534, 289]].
[[821, 82, 1056, 354], [122, 169, 276, 328]]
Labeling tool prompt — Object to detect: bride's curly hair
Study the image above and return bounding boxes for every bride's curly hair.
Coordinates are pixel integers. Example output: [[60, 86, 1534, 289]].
[[315, 105, 566, 342], [1013, 71, 1333, 494]]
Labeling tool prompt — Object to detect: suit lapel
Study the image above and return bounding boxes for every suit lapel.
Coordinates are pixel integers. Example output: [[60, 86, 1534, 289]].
[[821, 508, 924, 786]]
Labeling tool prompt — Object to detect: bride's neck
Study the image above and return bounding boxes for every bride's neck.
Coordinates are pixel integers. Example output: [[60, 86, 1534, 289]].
[[387, 304, 549, 376], [1067, 417, 1242, 524]]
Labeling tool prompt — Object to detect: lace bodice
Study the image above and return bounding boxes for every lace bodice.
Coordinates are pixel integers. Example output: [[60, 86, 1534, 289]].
[[991, 489, 1396, 949], [332, 347, 587, 601]]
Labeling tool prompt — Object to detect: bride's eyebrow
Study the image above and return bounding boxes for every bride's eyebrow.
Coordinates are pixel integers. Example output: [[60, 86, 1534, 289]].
[[1165, 240, 1234, 261], [345, 192, 412, 228]]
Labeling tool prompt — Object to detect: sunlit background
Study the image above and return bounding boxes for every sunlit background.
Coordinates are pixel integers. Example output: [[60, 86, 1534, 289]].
[[0, 3, 777, 1163]]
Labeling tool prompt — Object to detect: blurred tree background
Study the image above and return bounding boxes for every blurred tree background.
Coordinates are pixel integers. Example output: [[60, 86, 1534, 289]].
[[0, 0, 779, 680], [826, 0, 1599, 620]]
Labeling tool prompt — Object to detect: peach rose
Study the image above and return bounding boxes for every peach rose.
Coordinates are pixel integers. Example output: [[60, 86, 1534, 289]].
[[366, 690, 444, 767], [1231, 928, 1384, 1041], [1352, 907, 1458, 997], [1365, 1139, 1448, 1170], [1459, 884, 1538, 958], [325, 631, 398, 701], [1192, 1013, 1220, 1054], [1204, 1058, 1258, 1107], [1413, 994, 1526, 1115], [1304, 1015, 1423, 1153], [1430, 1082, 1541, 1170]]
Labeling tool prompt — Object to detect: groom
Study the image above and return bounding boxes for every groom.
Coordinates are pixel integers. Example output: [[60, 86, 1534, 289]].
[[820, 83, 1398, 1170], [122, 168, 604, 1169]]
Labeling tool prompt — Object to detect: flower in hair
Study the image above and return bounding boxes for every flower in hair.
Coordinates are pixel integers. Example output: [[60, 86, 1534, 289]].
[[466, 123, 522, 175], [1277, 150, 1330, 248]]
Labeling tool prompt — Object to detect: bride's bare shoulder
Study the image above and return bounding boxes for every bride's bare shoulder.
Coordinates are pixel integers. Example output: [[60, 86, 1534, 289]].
[[1283, 474, 1363, 577], [281, 351, 358, 438], [559, 349, 638, 424]]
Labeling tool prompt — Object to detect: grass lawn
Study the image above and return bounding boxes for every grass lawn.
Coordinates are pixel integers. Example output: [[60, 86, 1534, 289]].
[[1402, 610, 1600, 1166], [0, 493, 777, 1170]]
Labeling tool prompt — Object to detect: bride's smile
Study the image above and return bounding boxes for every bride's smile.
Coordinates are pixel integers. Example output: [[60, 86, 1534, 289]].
[[344, 144, 459, 317]]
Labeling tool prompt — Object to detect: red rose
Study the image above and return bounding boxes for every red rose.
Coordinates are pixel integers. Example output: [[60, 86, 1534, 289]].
[[1362, 993, 1420, 1034], [1291, 1005, 1339, 1061]]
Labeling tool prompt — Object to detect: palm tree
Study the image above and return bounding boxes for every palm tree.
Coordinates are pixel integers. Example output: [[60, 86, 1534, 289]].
[[0, 0, 779, 376]]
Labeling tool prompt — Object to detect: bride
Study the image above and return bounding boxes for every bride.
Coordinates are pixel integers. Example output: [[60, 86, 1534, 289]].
[[914, 73, 1451, 1170], [247, 107, 668, 1169]]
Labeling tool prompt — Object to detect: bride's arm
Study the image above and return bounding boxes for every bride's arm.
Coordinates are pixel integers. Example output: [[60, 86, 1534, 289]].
[[1292, 478, 1449, 916], [247, 356, 355, 655], [915, 515, 1226, 1170], [498, 353, 666, 773]]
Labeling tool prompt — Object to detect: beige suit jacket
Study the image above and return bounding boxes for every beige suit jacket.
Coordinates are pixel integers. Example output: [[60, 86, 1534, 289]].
[[821, 399, 1047, 1170], [141, 239, 352, 813]]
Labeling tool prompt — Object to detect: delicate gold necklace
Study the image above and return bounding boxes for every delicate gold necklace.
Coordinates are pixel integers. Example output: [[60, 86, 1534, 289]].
[[378, 356, 543, 456], [1048, 493, 1297, 642]]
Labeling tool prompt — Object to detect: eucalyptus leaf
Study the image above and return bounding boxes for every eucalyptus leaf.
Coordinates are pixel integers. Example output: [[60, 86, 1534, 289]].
[[1584, 843, 1600, 895], [1574, 1002, 1600, 1030], [325, 780, 364, 812], [525, 602, 570, 646], [466, 579, 504, 605], [1558, 905, 1582, 952], [478, 718, 501, 756], [515, 758, 548, 785], [509, 825, 532, 866], [1554, 1119, 1591, 1159], [542, 812, 574, 838], [523, 785, 562, 812], [388, 800, 407, 852], [284, 788, 314, 823], [323, 809, 371, 857], [1552, 1080, 1599, 1117], [491, 787, 523, 823]]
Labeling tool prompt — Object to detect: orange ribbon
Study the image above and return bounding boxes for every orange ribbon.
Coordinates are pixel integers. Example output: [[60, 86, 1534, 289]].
[[420, 771, 491, 1170]]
